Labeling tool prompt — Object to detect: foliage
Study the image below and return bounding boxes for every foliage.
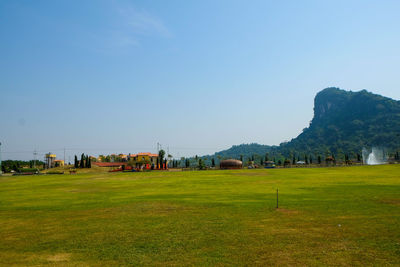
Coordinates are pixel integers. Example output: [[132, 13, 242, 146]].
[[1, 160, 44, 173], [74, 155, 78, 168], [207, 88, 400, 161], [80, 154, 85, 168]]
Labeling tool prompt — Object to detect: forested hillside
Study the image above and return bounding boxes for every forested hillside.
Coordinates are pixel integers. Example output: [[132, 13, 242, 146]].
[[209, 88, 400, 161]]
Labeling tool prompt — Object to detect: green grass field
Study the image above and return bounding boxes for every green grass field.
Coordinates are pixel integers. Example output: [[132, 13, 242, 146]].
[[1, 165, 399, 266]]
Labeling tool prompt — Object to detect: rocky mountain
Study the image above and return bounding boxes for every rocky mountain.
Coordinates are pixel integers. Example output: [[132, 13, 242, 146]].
[[210, 87, 400, 161]]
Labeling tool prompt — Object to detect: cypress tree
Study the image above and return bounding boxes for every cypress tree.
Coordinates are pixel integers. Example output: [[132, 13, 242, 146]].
[[211, 158, 215, 167], [74, 156, 78, 168], [292, 155, 296, 165], [265, 153, 269, 162], [318, 155, 322, 164], [198, 158, 205, 170], [158, 150, 165, 168], [80, 153, 85, 168], [305, 155, 309, 164], [309, 155, 313, 164]]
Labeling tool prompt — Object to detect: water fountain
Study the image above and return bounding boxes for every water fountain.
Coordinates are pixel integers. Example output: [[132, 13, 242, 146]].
[[362, 147, 387, 165]]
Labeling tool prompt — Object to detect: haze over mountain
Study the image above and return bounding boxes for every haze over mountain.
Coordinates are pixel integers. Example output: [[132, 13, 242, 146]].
[[211, 88, 400, 160]]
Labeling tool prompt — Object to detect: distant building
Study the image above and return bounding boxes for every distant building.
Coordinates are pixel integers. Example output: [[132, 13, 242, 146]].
[[45, 153, 56, 168], [119, 154, 128, 162], [220, 159, 242, 169], [265, 161, 276, 168], [92, 162, 128, 168], [93, 152, 162, 170], [54, 160, 64, 167], [129, 152, 159, 169]]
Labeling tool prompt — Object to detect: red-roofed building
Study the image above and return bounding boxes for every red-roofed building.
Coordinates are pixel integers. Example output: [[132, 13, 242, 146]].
[[92, 162, 128, 167], [94, 152, 166, 170], [129, 152, 160, 170]]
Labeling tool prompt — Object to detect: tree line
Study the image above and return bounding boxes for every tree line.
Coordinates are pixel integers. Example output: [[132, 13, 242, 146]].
[[74, 154, 91, 168], [1, 160, 44, 173]]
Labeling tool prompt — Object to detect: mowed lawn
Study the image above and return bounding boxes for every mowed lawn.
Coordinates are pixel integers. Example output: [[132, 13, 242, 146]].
[[0, 165, 399, 266]]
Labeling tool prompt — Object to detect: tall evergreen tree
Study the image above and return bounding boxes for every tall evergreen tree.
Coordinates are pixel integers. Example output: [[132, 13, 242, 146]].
[[198, 158, 205, 170], [318, 155, 322, 164], [158, 150, 165, 169], [80, 153, 85, 168], [211, 158, 215, 167], [265, 153, 269, 162]]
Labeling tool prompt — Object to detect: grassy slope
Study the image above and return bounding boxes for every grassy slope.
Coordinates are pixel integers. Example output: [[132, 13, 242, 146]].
[[0, 165, 399, 266]]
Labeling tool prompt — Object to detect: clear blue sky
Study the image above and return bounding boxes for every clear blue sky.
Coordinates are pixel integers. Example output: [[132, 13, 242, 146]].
[[1, 0, 400, 161]]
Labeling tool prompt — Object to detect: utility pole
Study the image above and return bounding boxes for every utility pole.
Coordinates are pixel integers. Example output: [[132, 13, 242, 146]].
[[33, 149, 38, 168], [64, 147, 66, 165]]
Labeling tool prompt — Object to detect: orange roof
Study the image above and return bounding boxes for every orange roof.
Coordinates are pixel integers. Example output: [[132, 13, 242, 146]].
[[93, 162, 128, 167], [130, 152, 158, 157], [54, 160, 64, 162]]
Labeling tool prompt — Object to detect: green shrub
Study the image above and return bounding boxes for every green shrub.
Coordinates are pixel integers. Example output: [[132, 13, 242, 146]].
[[46, 171, 64, 175]]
